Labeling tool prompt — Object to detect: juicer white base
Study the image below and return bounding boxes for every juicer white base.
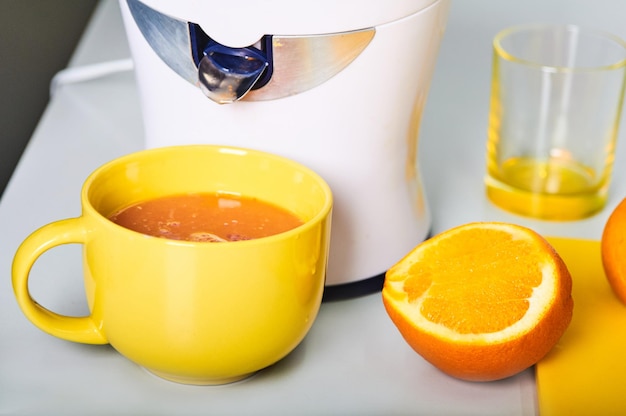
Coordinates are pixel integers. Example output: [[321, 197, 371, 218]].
[[119, 0, 449, 290]]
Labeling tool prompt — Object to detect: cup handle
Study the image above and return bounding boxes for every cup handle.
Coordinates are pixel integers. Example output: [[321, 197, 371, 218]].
[[12, 217, 107, 344]]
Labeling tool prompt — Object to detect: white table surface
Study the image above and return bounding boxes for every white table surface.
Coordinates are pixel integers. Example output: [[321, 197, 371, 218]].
[[1, 0, 625, 414]]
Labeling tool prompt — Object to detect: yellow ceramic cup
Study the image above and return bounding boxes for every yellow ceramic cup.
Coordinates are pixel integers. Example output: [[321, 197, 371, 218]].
[[12, 145, 332, 385]]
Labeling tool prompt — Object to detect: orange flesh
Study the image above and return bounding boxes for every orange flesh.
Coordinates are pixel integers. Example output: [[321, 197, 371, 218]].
[[404, 228, 541, 334]]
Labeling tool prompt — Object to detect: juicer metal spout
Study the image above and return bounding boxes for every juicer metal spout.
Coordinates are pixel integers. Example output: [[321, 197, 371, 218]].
[[197, 42, 269, 104], [125, 0, 375, 103]]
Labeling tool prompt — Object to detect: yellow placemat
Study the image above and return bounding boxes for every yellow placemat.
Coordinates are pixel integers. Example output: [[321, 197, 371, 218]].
[[537, 237, 626, 415]]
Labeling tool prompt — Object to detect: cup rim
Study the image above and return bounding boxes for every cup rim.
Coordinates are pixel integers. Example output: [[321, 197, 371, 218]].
[[493, 23, 626, 72], [81, 144, 333, 247]]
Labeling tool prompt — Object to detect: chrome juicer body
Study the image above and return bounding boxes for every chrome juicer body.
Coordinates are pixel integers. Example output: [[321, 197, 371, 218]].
[[119, 0, 450, 296]]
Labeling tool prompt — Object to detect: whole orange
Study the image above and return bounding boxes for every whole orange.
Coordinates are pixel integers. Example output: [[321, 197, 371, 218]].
[[601, 198, 626, 304], [382, 222, 574, 382]]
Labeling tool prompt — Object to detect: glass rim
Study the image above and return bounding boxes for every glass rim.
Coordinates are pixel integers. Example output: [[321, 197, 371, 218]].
[[493, 23, 626, 72]]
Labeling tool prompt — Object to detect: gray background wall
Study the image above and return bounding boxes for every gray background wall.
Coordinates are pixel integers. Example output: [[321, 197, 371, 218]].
[[0, 0, 99, 198]]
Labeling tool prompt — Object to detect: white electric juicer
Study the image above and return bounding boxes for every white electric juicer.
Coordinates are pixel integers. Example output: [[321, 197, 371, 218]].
[[119, 0, 450, 298]]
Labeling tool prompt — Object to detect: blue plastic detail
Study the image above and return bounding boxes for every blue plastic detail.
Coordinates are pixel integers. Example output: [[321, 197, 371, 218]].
[[188, 23, 273, 90], [204, 41, 267, 76]]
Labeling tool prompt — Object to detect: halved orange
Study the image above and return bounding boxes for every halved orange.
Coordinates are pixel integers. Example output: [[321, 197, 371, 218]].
[[382, 222, 573, 382], [601, 197, 626, 304]]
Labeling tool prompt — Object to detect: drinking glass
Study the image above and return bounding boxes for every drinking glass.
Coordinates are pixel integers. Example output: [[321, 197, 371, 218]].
[[485, 24, 626, 220]]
